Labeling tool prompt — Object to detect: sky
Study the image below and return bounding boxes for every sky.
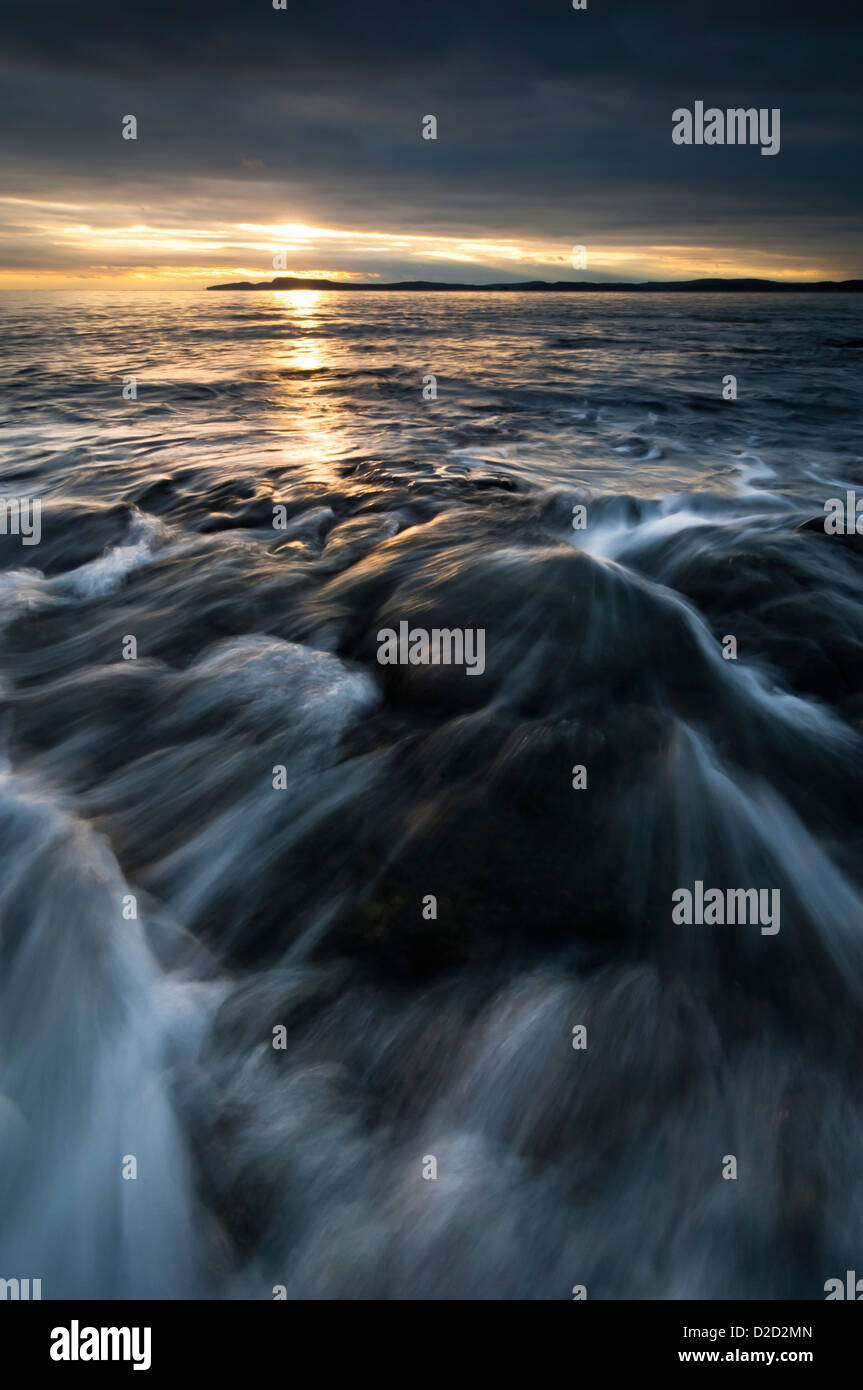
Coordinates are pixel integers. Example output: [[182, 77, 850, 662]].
[[0, 0, 860, 289]]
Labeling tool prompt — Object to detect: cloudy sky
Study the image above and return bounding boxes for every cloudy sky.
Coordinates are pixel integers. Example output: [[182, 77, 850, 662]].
[[0, 0, 860, 288]]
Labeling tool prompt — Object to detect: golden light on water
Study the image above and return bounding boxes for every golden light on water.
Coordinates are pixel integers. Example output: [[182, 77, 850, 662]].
[[276, 289, 325, 371], [278, 289, 323, 310], [265, 288, 351, 484]]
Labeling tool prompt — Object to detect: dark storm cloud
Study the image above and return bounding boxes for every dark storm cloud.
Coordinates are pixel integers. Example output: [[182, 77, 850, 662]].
[[2, 0, 860, 93], [0, 0, 842, 139], [0, 0, 860, 278]]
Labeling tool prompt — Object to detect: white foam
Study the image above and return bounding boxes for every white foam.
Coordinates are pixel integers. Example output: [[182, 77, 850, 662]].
[[53, 514, 167, 599]]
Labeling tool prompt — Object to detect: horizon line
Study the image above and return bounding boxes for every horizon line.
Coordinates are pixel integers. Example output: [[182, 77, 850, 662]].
[[206, 274, 863, 293]]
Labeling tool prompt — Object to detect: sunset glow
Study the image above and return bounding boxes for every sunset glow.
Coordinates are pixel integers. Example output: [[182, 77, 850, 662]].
[[0, 201, 843, 289]]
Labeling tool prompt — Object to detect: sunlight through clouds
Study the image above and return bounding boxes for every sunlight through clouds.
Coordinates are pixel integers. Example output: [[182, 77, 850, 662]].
[[0, 201, 841, 288]]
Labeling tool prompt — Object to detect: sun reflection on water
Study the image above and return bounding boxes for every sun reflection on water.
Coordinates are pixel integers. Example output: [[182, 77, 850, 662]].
[[269, 288, 355, 482]]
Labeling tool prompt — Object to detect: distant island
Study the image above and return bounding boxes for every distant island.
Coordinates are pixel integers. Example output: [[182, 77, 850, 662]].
[[207, 275, 863, 293]]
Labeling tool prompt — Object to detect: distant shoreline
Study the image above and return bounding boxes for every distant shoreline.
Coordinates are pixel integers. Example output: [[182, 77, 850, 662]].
[[206, 275, 863, 293]]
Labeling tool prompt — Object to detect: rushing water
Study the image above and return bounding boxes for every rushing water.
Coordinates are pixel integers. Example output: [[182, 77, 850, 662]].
[[0, 289, 862, 1299]]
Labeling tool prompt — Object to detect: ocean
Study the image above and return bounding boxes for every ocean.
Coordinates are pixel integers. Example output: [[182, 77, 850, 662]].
[[0, 288, 862, 1298]]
